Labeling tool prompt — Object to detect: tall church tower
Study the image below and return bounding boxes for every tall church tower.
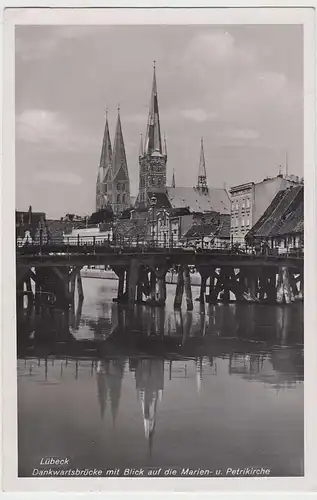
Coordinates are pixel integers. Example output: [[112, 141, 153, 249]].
[[96, 111, 112, 212], [196, 137, 208, 194], [111, 108, 131, 215], [138, 63, 167, 207]]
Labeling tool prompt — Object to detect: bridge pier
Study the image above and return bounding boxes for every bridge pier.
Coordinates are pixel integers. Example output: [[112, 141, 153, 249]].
[[266, 268, 277, 303], [246, 269, 258, 301], [207, 270, 218, 303], [117, 270, 125, 301], [25, 276, 34, 303], [298, 272, 304, 299], [290, 272, 298, 300], [150, 271, 156, 302], [128, 259, 139, 305], [199, 273, 207, 305], [157, 277, 165, 306], [77, 272, 84, 301], [276, 266, 293, 304], [183, 266, 193, 311], [235, 268, 247, 302], [16, 280, 24, 309], [174, 265, 184, 310], [258, 269, 266, 302], [156, 267, 167, 307]]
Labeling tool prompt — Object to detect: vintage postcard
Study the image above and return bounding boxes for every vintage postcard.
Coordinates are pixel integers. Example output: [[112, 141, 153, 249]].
[[1, 4, 316, 494]]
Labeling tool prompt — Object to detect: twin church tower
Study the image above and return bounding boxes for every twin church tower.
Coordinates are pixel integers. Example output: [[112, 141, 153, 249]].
[[96, 63, 207, 214]]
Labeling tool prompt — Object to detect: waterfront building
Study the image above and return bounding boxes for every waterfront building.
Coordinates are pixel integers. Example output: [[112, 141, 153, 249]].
[[16, 206, 49, 245], [229, 174, 302, 244], [245, 185, 303, 253], [62, 223, 113, 245], [181, 213, 231, 249], [155, 207, 192, 246]]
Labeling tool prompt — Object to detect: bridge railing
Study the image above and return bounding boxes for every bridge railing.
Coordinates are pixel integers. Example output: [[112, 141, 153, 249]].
[[16, 233, 304, 259]]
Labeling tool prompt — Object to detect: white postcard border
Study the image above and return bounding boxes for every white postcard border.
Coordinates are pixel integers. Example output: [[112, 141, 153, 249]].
[[1, 3, 316, 494]]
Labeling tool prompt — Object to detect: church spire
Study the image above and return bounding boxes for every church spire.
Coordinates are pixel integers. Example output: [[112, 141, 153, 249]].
[[144, 62, 162, 155], [171, 169, 176, 188], [112, 107, 129, 179], [112, 108, 131, 214], [163, 133, 167, 157], [96, 110, 112, 212], [139, 134, 144, 158], [99, 109, 112, 173], [197, 137, 208, 192]]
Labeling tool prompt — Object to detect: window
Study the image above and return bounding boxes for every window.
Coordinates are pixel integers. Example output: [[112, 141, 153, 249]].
[[236, 200, 239, 211], [117, 183, 121, 191], [241, 217, 245, 227], [104, 184, 107, 193], [246, 198, 250, 209], [246, 217, 250, 227], [122, 194, 126, 204], [242, 198, 245, 209], [117, 194, 120, 204]]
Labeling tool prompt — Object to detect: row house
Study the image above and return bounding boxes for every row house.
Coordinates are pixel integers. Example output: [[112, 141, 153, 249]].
[[16, 207, 49, 246], [155, 207, 192, 246], [229, 174, 302, 244], [245, 185, 303, 254], [180, 213, 230, 249]]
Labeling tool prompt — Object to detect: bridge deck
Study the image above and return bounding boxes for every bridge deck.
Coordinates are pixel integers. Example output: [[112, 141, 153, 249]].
[[16, 245, 303, 270]]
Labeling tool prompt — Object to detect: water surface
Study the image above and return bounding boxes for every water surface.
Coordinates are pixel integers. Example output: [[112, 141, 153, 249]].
[[17, 278, 304, 477]]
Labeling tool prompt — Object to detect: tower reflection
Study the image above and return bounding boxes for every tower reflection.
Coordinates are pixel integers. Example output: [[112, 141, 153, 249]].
[[134, 358, 164, 455], [96, 358, 126, 426]]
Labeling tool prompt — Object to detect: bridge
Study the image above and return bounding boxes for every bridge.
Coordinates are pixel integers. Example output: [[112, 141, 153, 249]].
[[16, 237, 304, 310]]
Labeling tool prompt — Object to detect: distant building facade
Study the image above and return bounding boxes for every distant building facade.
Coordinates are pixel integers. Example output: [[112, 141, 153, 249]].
[[16, 206, 49, 245], [155, 207, 192, 246], [63, 224, 113, 245], [229, 174, 303, 244], [181, 213, 231, 249]]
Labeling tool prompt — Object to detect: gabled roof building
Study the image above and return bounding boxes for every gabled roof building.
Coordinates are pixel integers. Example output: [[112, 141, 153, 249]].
[[245, 185, 303, 251]]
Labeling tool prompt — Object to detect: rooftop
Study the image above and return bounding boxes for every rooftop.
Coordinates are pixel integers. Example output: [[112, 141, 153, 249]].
[[245, 185, 303, 240], [167, 187, 230, 215], [182, 214, 230, 240]]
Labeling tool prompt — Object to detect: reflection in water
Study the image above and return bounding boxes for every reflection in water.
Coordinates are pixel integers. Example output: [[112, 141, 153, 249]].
[[134, 359, 164, 455], [96, 359, 125, 425], [17, 279, 304, 477]]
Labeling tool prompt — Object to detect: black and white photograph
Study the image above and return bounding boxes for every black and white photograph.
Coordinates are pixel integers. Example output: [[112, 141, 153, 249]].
[[2, 6, 316, 492]]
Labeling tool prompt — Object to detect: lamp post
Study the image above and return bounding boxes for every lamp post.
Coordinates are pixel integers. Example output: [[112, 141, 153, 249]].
[[150, 195, 157, 247]]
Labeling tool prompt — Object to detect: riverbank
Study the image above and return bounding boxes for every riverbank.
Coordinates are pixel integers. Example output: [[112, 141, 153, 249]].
[[80, 267, 202, 286]]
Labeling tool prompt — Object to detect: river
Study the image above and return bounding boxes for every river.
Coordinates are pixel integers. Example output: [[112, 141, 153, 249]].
[[17, 278, 304, 477]]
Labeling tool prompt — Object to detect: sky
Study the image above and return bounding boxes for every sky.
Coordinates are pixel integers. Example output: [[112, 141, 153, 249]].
[[15, 25, 303, 219]]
